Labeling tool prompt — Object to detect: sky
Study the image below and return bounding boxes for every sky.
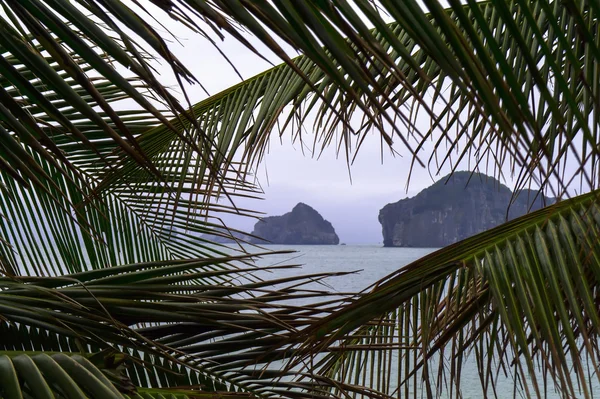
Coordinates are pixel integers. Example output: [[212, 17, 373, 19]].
[[143, 6, 533, 244]]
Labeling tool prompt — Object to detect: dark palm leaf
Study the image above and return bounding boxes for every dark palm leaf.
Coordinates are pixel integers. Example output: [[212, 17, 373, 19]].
[[1, 0, 599, 398], [288, 191, 600, 398], [0, 251, 356, 397]]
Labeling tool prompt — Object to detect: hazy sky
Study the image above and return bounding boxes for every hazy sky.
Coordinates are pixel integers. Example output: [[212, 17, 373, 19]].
[[148, 7, 521, 244]]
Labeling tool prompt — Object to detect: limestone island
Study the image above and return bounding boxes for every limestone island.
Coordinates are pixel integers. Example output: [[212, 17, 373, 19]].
[[251, 203, 339, 245], [379, 171, 553, 247]]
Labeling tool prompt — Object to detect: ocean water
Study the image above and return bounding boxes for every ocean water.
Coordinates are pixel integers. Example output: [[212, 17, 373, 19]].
[[250, 244, 435, 292], [237, 244, 600, 399]]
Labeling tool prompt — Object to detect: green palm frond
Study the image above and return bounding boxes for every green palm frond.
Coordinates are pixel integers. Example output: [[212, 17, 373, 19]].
[[0, 2, 175, 178], [0, 2, 254, 256], [0, 350, 256, 399], [1, 0, 599, 398], [289, 191, 600, 398], [4, 0, 598, 279], [0, 37, 260, 276], [0, 252, 356, 397], [0, 143, 262, 276], [3, 0, 598, 217], [103, 0, 600, 205], [0, 352, 126, 398]]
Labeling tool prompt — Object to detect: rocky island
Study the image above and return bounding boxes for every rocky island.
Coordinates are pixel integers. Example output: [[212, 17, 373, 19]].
[[251, 203, 339, 245], [379, 172, 553, 247]]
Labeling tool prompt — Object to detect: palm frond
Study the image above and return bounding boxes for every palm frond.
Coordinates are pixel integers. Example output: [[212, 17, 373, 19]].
[[0, 350, 258, 399], [102, 0, 600, 208], [5, 0, 599, 277], [0, 352, 127, 398], [1, 1, 599, 398], [288, 191, 600, 398], [0, 251, 357, 397], [0, 142, 263, 276], [0, 1, 182, 179]]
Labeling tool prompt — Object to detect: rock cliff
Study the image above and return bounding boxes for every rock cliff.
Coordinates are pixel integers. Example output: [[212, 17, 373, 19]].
[[251, 203, 339, 245], [379, 172, 553, 247]]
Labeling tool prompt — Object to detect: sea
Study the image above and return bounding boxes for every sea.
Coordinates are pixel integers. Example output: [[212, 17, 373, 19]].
[[228, 244, 600, 399]]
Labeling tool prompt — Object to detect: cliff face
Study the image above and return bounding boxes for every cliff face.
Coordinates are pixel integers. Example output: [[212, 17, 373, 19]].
[[251, 203, 339, 245], [379, 172, 553, 247]]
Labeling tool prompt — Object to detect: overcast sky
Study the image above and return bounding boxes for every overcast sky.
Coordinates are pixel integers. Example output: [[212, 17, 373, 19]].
[[147, 8, 530, 244]]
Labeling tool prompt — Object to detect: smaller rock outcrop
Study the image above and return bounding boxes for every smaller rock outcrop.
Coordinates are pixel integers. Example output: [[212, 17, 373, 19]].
[[251, 203, 339, 245]]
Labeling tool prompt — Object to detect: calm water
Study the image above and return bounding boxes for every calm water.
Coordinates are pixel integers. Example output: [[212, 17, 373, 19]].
[[234, 244, 599, 399], [250, 244, 435, 292]]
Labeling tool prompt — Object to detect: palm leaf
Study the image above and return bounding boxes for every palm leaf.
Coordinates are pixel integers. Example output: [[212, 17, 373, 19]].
[[0, 352, 125, 398], [1, 0, 599, 398], [0, 251, 357, 397], [6, 0, 598, 279], [0, 37, 263, 276], [0, 2, 174, 179], [0, 350, 256, 399], [286, 191, 600, 398], [102, 0, 600, 208], [0, 143, 263, 276]]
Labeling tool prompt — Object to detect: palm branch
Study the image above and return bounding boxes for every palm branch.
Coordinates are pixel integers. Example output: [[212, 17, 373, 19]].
[[0, 252, 357, 398], [285, 191, 599, 398], [0, 0, 599, 398]]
